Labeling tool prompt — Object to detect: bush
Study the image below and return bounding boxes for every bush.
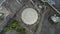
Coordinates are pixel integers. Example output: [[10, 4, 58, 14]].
[[1, 20, 26, 34]]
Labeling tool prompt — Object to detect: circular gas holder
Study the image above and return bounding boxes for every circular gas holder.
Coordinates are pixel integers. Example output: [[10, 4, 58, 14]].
[[21, 8, 39, 25]]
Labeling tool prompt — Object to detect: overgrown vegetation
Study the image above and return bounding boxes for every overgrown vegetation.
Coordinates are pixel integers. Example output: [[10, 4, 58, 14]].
[[1, 20, 26, 34], [38, 0, 44, 5]]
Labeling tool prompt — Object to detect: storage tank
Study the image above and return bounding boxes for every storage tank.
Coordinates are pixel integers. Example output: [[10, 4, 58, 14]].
[[21, 8, 38, 25]]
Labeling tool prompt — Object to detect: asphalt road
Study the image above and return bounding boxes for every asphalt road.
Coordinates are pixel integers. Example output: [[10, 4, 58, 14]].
[[0, 0, 22, 32], [39, 3, 60, 34], [39, 10, 56, 34]]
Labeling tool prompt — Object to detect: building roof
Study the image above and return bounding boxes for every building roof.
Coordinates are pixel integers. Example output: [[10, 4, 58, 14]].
[[0, 0, 5, 6], [51, 15, 60, 23]]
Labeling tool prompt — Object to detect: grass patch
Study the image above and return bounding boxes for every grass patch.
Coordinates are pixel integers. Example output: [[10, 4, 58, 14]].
[[1, 20, 26, 34]]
